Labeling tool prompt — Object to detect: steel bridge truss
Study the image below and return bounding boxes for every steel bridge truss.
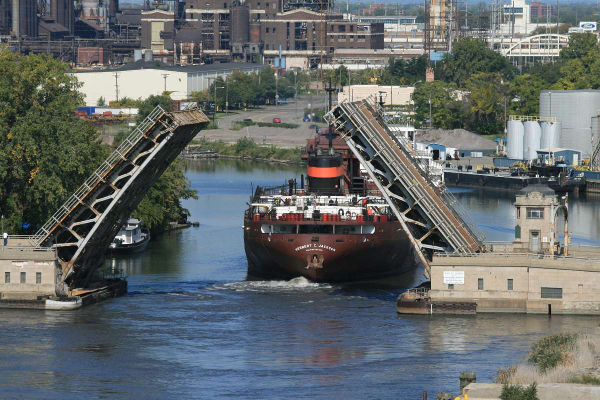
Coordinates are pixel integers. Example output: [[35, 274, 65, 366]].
[[325, 98, 485, 278], [31, 105, 209, 292]]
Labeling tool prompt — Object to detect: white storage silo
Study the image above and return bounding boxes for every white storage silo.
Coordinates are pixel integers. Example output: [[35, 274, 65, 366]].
[[592, 117, 600, 151], [507, 120, 524, 159], [523, 121, 541, 161], [549, 122, 561, 149], [540, 121, 561, 149]]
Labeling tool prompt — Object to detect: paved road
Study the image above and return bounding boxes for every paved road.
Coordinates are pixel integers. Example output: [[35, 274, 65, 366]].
[[198, 94, 330, 148]]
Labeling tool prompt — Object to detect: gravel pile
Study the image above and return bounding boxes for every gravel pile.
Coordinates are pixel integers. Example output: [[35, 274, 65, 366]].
[[416, 129, 496, 150]]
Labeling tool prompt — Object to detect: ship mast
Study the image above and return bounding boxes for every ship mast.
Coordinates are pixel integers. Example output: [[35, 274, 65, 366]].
[[325, 76, 337, 155]]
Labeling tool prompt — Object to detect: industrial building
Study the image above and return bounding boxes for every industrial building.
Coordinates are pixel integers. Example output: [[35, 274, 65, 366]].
[[74, 61, 263, 104], [504, 90, 600, 163], [337, 85, 414, 106]]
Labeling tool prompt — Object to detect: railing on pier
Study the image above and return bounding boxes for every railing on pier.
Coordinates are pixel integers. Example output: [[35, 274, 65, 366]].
[[433, 251, 600, 262]]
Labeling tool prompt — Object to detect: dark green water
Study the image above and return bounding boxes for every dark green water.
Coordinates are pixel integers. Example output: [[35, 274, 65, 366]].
[[0, 160, 599, 399]]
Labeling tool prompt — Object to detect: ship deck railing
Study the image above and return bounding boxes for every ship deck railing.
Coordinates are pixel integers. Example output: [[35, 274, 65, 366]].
[[251, 213, 398, 223], [253, 195, 389, 208]]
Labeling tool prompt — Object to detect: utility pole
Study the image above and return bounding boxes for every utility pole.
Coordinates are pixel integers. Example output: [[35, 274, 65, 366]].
[[113, 72, 120, 102], [161, 73, 169, 93], [225, 75, 229, 115]]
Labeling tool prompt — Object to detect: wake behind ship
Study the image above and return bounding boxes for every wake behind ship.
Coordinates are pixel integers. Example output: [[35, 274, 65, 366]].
[[243, 127, 417, 283]]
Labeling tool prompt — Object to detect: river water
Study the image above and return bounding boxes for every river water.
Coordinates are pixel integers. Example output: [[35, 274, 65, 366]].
[[1, 160, 600, 399]]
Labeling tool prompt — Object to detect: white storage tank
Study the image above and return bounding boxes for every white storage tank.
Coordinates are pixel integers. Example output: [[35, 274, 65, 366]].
[[540, 121, 561, 149], [540, 90, 600, 158], [523, 121, 541, 161], [507, 120, 524, 159]]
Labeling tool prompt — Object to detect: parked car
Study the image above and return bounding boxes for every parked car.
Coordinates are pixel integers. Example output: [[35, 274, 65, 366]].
[[302, 115, 311, 122], [272, 118, 282, 123], [243, 118, 253, 122]]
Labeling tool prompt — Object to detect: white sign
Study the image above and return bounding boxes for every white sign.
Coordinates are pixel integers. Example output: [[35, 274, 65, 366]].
[[580, 22, 597, 31], [443, 271, 465, 285]]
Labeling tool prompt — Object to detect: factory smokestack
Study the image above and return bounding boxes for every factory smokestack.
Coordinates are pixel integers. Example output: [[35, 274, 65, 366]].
[[12, 0, 19, 38]]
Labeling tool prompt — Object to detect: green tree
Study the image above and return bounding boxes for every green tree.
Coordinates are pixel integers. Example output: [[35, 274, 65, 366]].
[[137, 94, 173, 123], [437, 38, 515, 87], [554, 33, 600, 90], [522, 61, 563, 87], [0, 48, 108, 233], [411, 81, 463, 129], [130, 94, 198, 232], [97, 96, 106, 106], [110, 96, 140, 108], [381, 56, 428, 85], [507, 73, 545, 117], [465, 72, 506, 135], [132, 160, 198, 233], [559, 32, 599, 60], [257, 67, 276, 104], [530, 24, 571, 35]]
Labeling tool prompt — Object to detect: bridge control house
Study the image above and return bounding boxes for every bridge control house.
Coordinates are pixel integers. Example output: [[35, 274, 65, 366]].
[[429, 185, 600, 315]]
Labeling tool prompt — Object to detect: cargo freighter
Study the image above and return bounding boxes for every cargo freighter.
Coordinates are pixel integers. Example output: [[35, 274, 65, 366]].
[[243, 125, 418, 282]]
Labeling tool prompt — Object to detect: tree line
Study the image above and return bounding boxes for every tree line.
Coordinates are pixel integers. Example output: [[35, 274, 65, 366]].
[[318, 34, 598, 136], [0, 48, 196, 235]]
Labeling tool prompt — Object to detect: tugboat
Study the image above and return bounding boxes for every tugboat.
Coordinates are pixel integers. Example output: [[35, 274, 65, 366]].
[[108, 219, 150, 254], [243, 85, 419, 283]]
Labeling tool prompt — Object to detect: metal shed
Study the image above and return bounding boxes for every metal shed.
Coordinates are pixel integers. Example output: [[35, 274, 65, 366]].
[[536, 148, 582, 166]]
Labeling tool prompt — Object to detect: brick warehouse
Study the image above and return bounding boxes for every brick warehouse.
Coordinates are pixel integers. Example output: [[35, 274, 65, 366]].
[[141, 0, 384, 66]]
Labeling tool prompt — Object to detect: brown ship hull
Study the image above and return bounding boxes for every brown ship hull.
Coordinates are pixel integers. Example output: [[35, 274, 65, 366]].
[[244, 220, 417, 282]]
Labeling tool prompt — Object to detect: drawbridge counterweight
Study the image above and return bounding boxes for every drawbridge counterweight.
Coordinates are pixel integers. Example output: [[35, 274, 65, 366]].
[[325, 98, 485, 278], [32, 105, 210, 292]]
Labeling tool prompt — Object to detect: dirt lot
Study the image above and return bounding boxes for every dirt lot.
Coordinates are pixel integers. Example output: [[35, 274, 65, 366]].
[[199, 97, 499, 152], [198, 95, 328, 149]]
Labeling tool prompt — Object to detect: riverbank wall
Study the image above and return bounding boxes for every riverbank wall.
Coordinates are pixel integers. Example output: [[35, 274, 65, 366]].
[[180, 150, 304, 165]]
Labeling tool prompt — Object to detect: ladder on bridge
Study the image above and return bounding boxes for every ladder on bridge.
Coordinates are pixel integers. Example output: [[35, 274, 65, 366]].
[[325, 98, 485, 278], [32, 104, 209, 291]]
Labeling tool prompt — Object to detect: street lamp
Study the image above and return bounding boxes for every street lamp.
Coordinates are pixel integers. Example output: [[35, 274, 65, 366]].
[[161, 73, 169, 93], [275, 72, 279, 106], [207, 77, 225, 125], [294, 70, 298, 117]]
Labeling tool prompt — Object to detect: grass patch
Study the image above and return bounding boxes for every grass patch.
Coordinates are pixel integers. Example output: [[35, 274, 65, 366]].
[[190, 137, 302, 163], [527, 333, 577, 372], [232, 121, 300, 130], [500, 383, 539, 400], [204, 122, 220, 130], [567, 374, 600, 385]]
